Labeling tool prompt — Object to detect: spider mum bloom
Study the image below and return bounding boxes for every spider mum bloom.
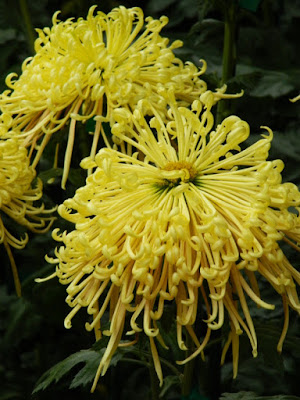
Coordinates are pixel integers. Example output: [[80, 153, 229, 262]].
[[0, 138, 56, 296], [42, 91, 300, 391], [0, 5, 208, 189]]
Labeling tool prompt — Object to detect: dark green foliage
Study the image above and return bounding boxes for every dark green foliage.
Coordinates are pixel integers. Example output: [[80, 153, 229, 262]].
[[33, 349, 102, 392]]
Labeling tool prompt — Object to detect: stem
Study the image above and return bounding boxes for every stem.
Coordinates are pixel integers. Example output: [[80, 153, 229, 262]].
[[210, 2, 239, 398], [181, 333, 195, 397], [222, 2, 237, 86], [121, 357, 149, 368], [216, 0, 238, 126], [136, 349, 182, 377], [3, 239, 22, 297], [19, 0, 36, 54]]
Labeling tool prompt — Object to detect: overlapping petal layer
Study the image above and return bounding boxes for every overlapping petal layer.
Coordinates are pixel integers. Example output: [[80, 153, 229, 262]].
[[0, 5, 208, 188], [45, 93, 300, 391], [0, 138, 56, 295]]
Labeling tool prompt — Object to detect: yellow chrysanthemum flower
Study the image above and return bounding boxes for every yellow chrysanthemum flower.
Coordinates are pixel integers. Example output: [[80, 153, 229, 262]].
[[42, 91, 300, 392], [0, 5, 208, 189], [1, 138, 56, 296]]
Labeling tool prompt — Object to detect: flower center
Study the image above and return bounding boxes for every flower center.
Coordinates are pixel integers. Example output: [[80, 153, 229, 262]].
[[159, 161, 198, 188], [163, 161, 197, 179]]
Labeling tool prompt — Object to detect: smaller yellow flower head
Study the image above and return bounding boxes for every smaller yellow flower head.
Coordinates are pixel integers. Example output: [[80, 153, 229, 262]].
[[0, 5, 208, 189], [0, 138, 56, 295]]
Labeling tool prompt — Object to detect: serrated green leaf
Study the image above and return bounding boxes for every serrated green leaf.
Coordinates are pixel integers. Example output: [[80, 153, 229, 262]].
[[227, 71, 262, 90], [69, 350, 102, 389], [250, 71, 294, 98], [33, 344, 147, 393], [69, 345, 140, 390], [33, 349, 100, 393]]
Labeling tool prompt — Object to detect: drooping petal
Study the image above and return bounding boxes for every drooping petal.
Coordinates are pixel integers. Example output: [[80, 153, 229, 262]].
[[43, 94, 300, 391]]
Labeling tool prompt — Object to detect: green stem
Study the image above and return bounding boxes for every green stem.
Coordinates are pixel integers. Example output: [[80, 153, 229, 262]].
[[136, 349, 182, 377], [121, 357, 149, 367], [222, 2, 237, 85], [181, 333, 195, 397], [216, 0, 238, 126], [159, 357, 182, 378], [19, 0, 36, 54], [211, 3, 239, 398], [3, 239, 21, 297]]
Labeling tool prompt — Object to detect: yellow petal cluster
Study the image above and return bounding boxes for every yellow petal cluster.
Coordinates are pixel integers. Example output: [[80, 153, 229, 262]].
[[0, 5, 208, 188], [0, 138, 56, 295], [45, 91, 300, 391], [290, 94, 300, 102]]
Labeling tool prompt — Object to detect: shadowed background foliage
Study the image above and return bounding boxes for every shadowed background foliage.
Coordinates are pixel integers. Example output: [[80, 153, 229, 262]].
[[0, 0, 299, 399]]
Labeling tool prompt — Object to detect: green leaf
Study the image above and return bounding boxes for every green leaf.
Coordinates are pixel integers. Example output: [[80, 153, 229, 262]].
[[38, 168, 63, 184], [227, 71, 262, 90], [270, 128, 300, 163], [196, 0, 213, 22], [3, 298, 27, 341], [67, 167, 86, 188], [0, 390, 22, 400], [0, 28, 16, 44], [33, 349, 101, 393], [250, 71, 294, 98], [146, 0, 176, 13], [69, 351, 102, 389], [33, 344, 145, 393], [38, 167, 86, 188], [255, 320, 300, 355]]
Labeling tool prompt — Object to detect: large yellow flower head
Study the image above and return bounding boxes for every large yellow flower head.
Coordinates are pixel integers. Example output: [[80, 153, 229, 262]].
[[43, 91, 300, 392], [0, 5, 208, 188], [0, 138, 56, 295]]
